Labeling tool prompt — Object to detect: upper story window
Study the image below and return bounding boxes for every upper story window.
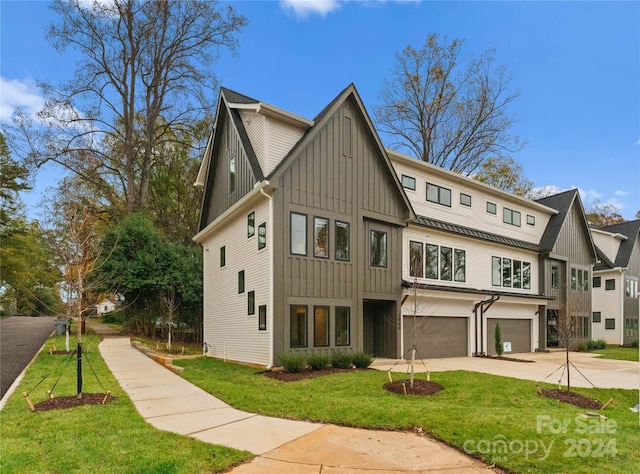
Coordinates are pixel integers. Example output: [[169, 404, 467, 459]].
[[370, 230, 387, 268], [592, 311, 601, 323], [229, 154, 236, 195], [527, 215, 535, 226], [605, 279, 615, 290], [487, 202, 497, 215], [220, 246, 226, 267], [460, 193, 472, 207], [493, 256, 531, 289], [247, 212, 255, 237], [314, 217, 329, 258], [409, 241, 424, 278], [426, 183, 451, 207], [238, 270, 245, 293], [290, 213, 307, 256], [626, 279, 639, 298], [258, 305, 267, 331], [416, 243, 465, 282], [503, 207, 521, 226], [258, 223, 266, 250], [593, 276, 601, 288], [551, 265, 559, 289], [335, 221, 350, 261], [401, 175, 416, 191], [571, 268, 589, 292]]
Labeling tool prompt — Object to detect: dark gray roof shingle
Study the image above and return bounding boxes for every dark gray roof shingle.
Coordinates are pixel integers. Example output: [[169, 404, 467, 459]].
[[599, 220, 640, 268]]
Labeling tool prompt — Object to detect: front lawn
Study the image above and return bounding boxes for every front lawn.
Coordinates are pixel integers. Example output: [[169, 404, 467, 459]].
[[176, 357, 640, 474], [0, 334, 252, 473], [593, 346, 639, 362]]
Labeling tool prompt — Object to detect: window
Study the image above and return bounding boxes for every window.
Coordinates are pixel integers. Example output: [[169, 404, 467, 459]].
[[220, 246, 226, 267], [571, 268, 589, 292], [492, 257, 502, 286], [401, 175, 416, 191], [626, 279, 639, 298], [593, 276, 601, 288], [290, 213, 307, 255], [571, 268, 577, 290], [605, 279, 615, 291], [314, 217, 329, 258], [335, 221, 350, 261], [592, 312, 601, 323], [513, 260, 522, 289], [578, 316, 589, 339], [238, 270, 245, 293], [229, 154, 236, 195], [335, 307, 350, 346], [527, 215, 535, 226], [551, 265, 559, 289], [409, 241, 424, 278], [493, 257, 531, 289], [454, 249, 466, 282], [605, 318, 615, 330], [258, 305, 267, 330], [426, 183, 451, 207], [313, 306, 329, 347], [426, 244, 438, 279], [487, 202, 497, 215], [460, 193, 472, 207], [290, 305, 307, 347], [370, 230, 387, 267], [502, 258, 512, 287], [503, 207, 521, 226], [582, 270, 589, 292], [258, 223, 266, 250], [247, 212, 255, 237], [625, 318, 639, 337], [247, 291, 255, 315], [522, 262, 531, 289], [440, 247, 452, 281]]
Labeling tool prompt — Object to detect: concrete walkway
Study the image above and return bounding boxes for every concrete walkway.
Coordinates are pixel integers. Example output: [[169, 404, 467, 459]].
[[99, 338, 493, 473]]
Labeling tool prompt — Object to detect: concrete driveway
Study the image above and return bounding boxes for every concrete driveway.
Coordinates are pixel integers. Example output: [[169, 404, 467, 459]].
[[372, 350, 639, 390]]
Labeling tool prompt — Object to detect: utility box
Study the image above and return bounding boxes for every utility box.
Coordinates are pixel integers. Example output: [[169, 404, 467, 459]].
[[54, 317, 68, 336]]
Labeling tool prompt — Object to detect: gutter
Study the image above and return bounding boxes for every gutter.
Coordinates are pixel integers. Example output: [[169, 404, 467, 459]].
[[473, 295, 500, 356]]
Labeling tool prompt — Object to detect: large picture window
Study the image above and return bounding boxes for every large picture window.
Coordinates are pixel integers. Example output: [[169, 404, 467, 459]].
[[335, 221, 350, 261], [314, 217, 329, 258], [290, 305, 307, 347], [290, 213, 307, 255], [409, 241, 423, 278], [335, 307, 350, 346], [313, 306, 330, 347], [493, 257, 531, 289], [370, 230, 387, 267]]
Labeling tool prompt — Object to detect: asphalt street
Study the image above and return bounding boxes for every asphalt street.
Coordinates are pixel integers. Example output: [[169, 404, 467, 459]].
[[0, 316, 55, 399]]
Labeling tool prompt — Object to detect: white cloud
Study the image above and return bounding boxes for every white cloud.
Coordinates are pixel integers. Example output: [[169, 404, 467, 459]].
[[0, 77, 44, 122], [577, 187, 603, 202], [280, 0, 342, 19], [635, 138, 640, 146], [615, 190, 630, 196]]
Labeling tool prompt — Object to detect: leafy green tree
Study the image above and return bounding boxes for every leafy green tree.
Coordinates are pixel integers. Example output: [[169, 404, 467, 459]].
[[474, 156, 534, 198], [375, 33, 523, 175], [0, 132, 30, 226]]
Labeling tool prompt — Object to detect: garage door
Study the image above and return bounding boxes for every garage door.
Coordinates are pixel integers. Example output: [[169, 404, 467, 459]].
[[487, 318, 531, 355], [403, 316, 468, 359]]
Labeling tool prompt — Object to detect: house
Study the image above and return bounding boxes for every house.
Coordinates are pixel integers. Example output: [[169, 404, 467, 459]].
[[194, 85, 414, 366], [194, 84, 602, 367], [535, 189, 598, 348], [95, 298, 118, 315], [591, 220, 640, 345]]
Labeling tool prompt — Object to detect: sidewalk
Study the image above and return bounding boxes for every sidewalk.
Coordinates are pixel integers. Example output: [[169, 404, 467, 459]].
[[99, 338, 493, 473]]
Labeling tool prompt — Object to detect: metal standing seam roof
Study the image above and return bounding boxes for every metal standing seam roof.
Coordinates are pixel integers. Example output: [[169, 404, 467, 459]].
[[401, 280, 554, 300], [413, 215, 540, 251]]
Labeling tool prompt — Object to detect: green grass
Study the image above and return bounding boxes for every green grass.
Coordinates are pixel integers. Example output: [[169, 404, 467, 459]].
[[176, 357, 640, 474], [0, 334, 252, 473], [592, 346, 639, 362]]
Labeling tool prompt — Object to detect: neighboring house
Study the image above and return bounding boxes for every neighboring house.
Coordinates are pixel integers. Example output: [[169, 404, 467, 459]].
[[591, 220, 640, 345], [96, 298, 118, 315], [535, 190, 598, 348]]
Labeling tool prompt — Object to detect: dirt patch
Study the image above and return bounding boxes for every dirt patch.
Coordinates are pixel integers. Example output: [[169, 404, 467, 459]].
[[33, 393, 117, 411], [383, 379, 444, 396], [538, 388, 602, 410], [51, 350, 74, 355], [263, 367, 370, 382]]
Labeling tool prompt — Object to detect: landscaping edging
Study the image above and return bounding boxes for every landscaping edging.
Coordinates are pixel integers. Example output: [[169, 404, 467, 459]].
[[131, 340, 184, 374]]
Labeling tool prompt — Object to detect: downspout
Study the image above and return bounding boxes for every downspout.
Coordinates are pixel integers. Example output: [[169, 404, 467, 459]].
[[260, 185, 274, 369], [473, 295, 500, 356], [619, 269, 625, 346]]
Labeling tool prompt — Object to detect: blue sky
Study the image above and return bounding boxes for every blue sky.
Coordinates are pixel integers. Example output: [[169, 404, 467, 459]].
[[1, 0, 639, 219]]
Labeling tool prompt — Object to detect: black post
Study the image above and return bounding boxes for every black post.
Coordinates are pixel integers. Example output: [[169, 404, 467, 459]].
[[77, 342, 83, 397]]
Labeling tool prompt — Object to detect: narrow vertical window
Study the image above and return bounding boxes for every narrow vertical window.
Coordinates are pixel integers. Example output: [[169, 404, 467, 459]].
[[290, 213, 307, 255], [238, 270, 245, 293], [582, 270, 589, 292], [571, 268, 577, 290], [513, 260, 522, 288], [454, 249, 466, 282], [290, 305, 307, 347], [314, 217, 329, 258], [426, 244, 438, 279], [313, 306, 330, 347], [247, 291, 255, 315], [409, 241, 424, 278], [522, 262, 531, 289], [247, 212, 255, 237], [258, 305, 267, 330], [335, 221, 350, 261], [335, 307, 350, 346], [551, 265, 559, 289], [220, 246, 226, 267], [492, 257, 501, 286], [258, 223, 266, 250], [440, 247, 452, 281], [502, 258, 512, 287], [229, 154, 236, 195], [370, 230, 387, 267]]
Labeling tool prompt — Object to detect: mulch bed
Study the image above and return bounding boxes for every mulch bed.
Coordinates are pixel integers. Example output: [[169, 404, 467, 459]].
[[51, 350, 74, 355], [538, 388, 602, 410], [477, 355, 535, 363], [383, 379, 444, 396], [264, 367, 370, 382], [33, 393, 117, 412]]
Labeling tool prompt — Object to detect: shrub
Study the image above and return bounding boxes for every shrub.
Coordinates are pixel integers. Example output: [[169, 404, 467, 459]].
[[330, 350, 352, 369], [631, 340, 638, 348], [494, 323, 503, 356], [576, 341, 589, 352], [351, 352, 372, 368], [594, 339, 607, 350], [102, 311, 124, 325], [307, 352, 330, 371], [278, 352, 306, 373]]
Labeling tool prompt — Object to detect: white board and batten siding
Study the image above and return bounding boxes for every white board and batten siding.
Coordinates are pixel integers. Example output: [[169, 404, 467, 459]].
[[202, 200, 271, 366]]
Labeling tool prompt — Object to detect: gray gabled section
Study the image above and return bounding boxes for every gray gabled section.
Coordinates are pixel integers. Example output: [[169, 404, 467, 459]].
[[599, 219, 640, 268]]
